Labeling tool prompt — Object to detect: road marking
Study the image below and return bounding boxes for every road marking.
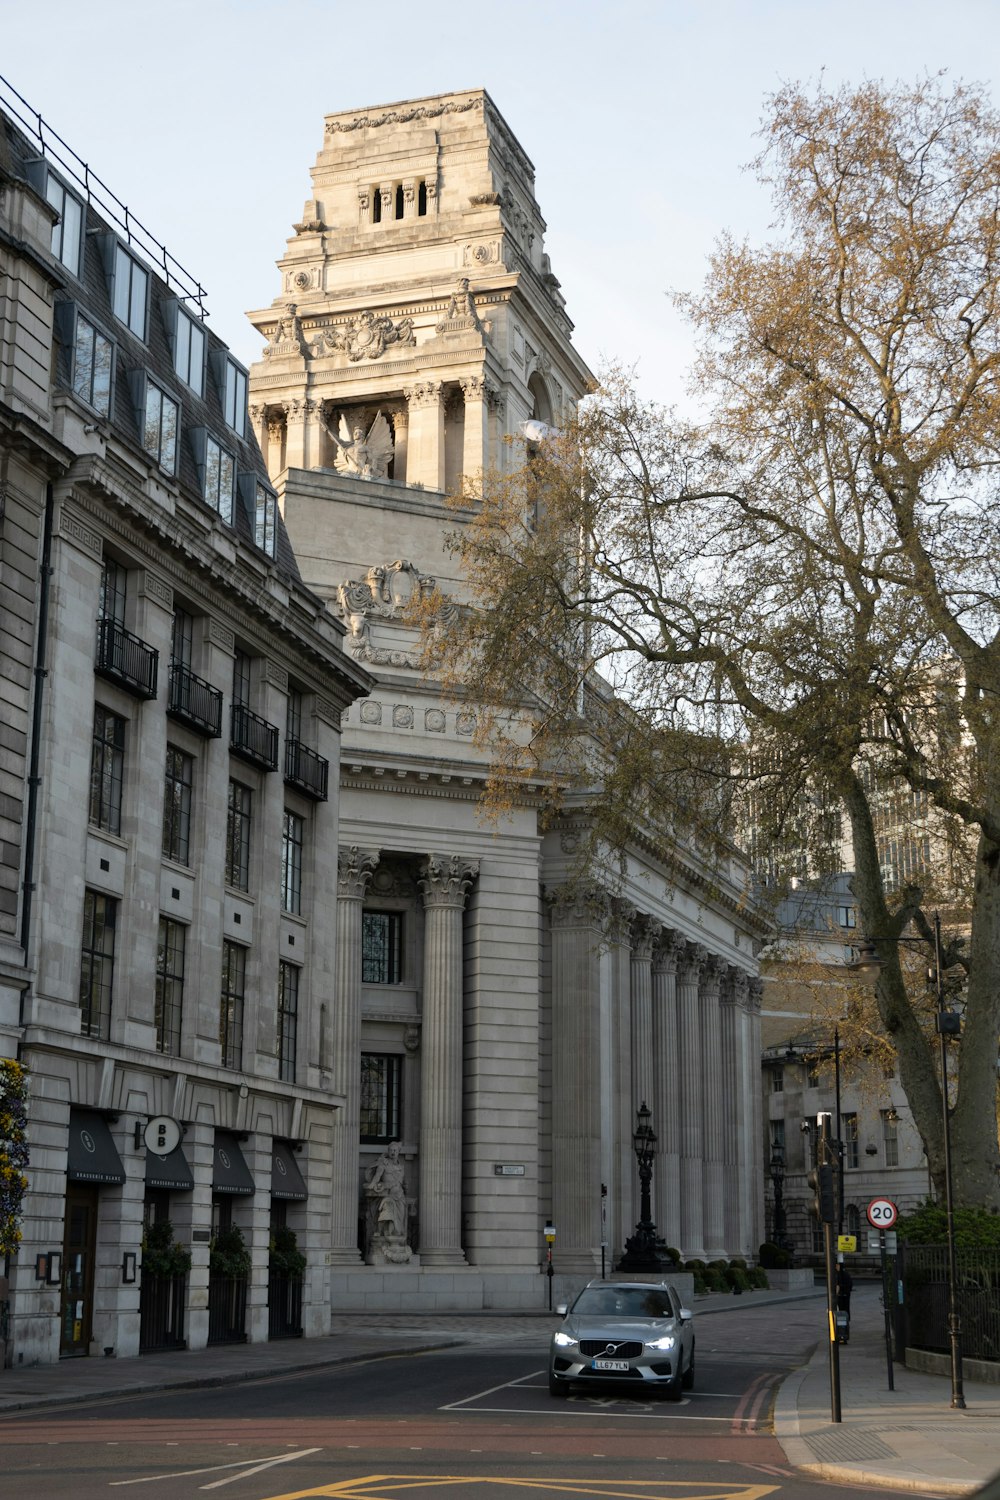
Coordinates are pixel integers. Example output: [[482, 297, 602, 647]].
[[200, 1450, 323, 1491], [255, 1476, 780, 1499], [108, 1448, 321, 1488]]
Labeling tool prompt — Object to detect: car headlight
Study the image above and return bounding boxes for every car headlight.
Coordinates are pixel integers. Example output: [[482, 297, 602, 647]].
[[644, 1335, 676, 1350], [552, 1331, 578, 1347]]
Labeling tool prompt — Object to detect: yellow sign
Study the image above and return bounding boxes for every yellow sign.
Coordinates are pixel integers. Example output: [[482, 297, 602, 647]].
[[838, 1234, 857, 1253]]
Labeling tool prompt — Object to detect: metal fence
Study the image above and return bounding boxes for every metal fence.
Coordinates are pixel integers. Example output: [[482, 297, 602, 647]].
[[896, 1245, 1000, 1362], [139, 1274, 187, 1353], [268, 1273, 304, 1340], [207, 1276, 248, 1346]]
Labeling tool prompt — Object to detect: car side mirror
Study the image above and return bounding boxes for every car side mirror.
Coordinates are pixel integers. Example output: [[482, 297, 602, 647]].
[[555, 1303, 568, 1316], [678, 1307, 692, 1321]]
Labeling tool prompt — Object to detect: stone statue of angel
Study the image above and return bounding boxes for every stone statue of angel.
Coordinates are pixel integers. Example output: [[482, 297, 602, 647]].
[[325, 410, 394, 480]]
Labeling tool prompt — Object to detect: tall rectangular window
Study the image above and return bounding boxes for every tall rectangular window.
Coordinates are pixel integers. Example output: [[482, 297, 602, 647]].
[[79, 890, 117, 1038], [281, 810, 303, 915], [361, 911, 403, 984], [204, 437, 235, 524], [224, 359, 246, 435], [73, 315, 112, 416], [89, 705, 125, 834], [232, 649, 252, 709], [225, 780, 252, 890], [112, 244, 148, 338], [882, 1110, 899, 1167], [842, 1112, 859, 1169], [171, 607, 193, 670], [99, 557, 127, 625], [45, 174, 82, 277], [219, 940, 245, 1069], [162, 746, 193, 864], [173, 307, 205, 395], [277, 962, 299, 1084], [143, 381, 179, 473], [286, 687, 303, 743], [255, 483, 276, 558], [360, 1053, 402, 1141], [155, 917, 185, 1055]]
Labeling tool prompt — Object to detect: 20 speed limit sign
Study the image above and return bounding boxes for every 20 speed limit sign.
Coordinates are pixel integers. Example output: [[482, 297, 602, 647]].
[[867, 1197, 898, 1228]]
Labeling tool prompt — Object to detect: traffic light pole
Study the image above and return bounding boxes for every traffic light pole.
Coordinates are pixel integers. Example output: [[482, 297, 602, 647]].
[[816, 1113, 841, 1423]]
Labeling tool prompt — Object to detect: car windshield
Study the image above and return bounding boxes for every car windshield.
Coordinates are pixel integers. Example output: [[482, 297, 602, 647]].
[[571, 1287, 675, 1319]]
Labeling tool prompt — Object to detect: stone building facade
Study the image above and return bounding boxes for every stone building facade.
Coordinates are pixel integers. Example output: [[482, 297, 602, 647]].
[[248, 91, 768, 1309], [0, 90, 370, 1365]]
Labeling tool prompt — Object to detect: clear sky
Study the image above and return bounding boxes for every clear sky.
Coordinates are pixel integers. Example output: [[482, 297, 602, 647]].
[[4, 0, 999, 409]]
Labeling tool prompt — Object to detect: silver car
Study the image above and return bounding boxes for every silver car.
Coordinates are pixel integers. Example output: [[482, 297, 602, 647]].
[[549, 1279, 695, 1399]]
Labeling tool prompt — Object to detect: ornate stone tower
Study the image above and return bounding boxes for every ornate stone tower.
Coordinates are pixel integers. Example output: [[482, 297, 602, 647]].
[[246, 89, 592, 496]]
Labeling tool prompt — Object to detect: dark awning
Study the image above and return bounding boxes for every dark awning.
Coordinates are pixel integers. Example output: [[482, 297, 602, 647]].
[[67, 1109, 126, 1185], [270, 1140, 307, 1201], [145, 1142, 194, 1192], [212, 1133, 255, 1196]]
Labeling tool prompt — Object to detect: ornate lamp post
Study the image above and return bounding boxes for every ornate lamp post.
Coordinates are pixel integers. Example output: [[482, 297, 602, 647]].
[[769, 1142, 788, 1250], [618, 1102, 672, 1272]]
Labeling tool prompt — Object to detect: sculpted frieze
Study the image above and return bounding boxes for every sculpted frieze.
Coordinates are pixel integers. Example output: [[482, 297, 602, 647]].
[[312, 309, 415, 362]]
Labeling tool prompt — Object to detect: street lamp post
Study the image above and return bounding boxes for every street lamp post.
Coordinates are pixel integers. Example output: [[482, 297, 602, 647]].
[[768, 1142, 788, 1250], [618, 1102, 672, 1272], [849, 911, 966, 1410]]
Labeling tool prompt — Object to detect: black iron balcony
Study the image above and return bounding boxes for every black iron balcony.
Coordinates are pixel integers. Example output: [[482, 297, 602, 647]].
[[168, 663, 223, 738], [284, 737, 329, 801], [94, 616, 158, 700], [230, 702, 279, 771]]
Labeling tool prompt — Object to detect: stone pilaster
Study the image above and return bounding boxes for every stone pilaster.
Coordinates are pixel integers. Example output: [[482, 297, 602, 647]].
[[417, 853, 478, 1265], [700, 954, 727, 1259], [609, 899, 635, 1267], [284, 397, 323, 470], [651, 929, 683, 1250], [746, 976, 765, 1255], [404, 382, 445, 491], [329, 845, 379, 1264], [676, 941, 706, 1259], [460, 375, 490, 492], [546, 885, 608, 1275]]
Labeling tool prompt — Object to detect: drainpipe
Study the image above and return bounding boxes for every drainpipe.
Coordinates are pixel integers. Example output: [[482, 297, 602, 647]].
[[19, 480, 54, 1017]]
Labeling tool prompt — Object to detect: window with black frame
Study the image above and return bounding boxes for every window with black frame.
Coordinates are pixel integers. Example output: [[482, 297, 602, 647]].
[[89, 705, 125, 834], [360, 1053, 402, 1142], [361, 910, 402, 984]]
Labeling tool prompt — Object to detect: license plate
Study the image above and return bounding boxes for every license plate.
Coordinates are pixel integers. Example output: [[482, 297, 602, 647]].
[[593, 1358, 630, 1371]]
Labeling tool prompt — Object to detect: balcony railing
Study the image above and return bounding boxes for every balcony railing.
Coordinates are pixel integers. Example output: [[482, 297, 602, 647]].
[[230, 703, 279, 771], [94, 616, 158, 700], [167, 663, 223, 738], [284, 737, 329, 801]]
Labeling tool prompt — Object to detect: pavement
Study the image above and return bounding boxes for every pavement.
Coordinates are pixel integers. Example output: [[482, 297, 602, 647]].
[[1, 1281, 998, 1495]]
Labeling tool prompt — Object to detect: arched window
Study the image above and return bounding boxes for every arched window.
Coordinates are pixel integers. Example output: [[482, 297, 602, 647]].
[[845, 1203, 860, 1237], [527, 370, 553, 426]]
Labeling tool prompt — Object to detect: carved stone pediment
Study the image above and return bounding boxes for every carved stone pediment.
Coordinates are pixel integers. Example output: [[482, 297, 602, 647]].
[[338, 559, 458, 667], [312, 309, 416, 362]]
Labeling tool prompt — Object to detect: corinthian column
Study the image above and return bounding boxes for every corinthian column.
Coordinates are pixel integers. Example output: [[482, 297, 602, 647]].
[[460, 375, 490, 493], [404, 382, 445, 491], [676, 942, 706, 1259], [330, 846, 379, 1263], [746, 977, 765, 1255], [417, 853, 478, 1265], [721, 966, 748, 1256], [547, 885, 608, 1275], [652, 929, 683, 1250], [630, 915, 658, 1116], [700, 954, 727, 1259], [391, 408, 408, 485]]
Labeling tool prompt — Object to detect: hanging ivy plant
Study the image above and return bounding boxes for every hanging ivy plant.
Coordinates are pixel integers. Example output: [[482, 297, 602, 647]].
[[141, 1218, 192, 1279], [0, 1059, 29, 1259]]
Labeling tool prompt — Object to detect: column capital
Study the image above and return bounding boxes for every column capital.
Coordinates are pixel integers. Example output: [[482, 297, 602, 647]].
[[700, 952, 727, 999], [630, 912, 660, 962], [652, 926, 685, 976], [337, 846, 380, 901], [419, 852, 478, 909], [746, 975, 764, 1013], [460, 374, 486, 401], [545, 884, 610, 930], [721, 964, 749, 1006], [677, 941, 708, 984], [391, 406, 409, 432], [404, 381, 443, 410], [607, 897, 636, 946]]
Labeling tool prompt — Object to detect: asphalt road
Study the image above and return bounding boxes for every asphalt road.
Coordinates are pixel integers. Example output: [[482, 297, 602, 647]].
[[0, 1302, 951, 1500]]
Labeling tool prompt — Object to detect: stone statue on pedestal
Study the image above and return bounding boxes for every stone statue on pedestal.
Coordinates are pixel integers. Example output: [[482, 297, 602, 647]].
[[364, 1142, 413, 1264]]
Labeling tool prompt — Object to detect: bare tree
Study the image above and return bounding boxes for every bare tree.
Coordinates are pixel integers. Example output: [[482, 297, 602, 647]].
[[428, 78, 1000, 1208]]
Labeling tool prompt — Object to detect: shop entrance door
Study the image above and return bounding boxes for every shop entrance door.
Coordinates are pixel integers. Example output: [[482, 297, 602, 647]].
[[60, 1184, 98, 1356]]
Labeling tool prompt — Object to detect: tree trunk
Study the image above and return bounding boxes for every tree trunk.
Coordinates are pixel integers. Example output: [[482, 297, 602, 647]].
[[951, 827, 1000, 1208]]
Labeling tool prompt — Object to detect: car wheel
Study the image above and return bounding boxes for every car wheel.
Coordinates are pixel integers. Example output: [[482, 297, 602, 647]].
[[664, 1377, 683, 1401], [682, 1344, 695, 1390], [549, 1372, 569, 1397]]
